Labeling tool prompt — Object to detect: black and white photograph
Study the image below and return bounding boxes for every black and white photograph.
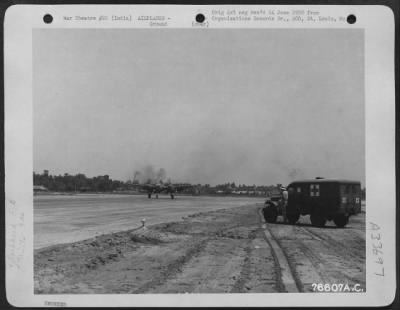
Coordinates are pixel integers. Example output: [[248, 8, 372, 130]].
[[4, 4, 396, 307], [32, 27, 366, 294]]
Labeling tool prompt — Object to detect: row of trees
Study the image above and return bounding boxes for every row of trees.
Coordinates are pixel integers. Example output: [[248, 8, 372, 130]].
[[33, 170, 278, 195], [34, 170, 365, 197], [33, 170, 125, 192]]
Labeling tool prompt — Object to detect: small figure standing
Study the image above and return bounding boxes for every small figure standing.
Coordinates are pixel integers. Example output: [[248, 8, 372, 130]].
[[281, 187, 289, 223]]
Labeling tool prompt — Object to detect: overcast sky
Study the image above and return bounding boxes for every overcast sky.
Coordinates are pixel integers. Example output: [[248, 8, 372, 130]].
[[33, 28, 364, 186]]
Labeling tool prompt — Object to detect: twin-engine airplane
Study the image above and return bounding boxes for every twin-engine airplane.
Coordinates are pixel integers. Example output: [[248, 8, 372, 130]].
[[139, 181, 193, 199]]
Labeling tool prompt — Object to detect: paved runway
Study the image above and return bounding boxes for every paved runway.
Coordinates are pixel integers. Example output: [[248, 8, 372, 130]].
[[34, 194, 264, 249]]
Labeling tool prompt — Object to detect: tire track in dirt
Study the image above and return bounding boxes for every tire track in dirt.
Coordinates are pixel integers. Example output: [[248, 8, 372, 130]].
[[145, 207, 278, 294], [274, 225, 331, 291], [145, 223, 263, 293], [258, 209, 365, 292], [229, 216, 278, 293], [130, 207, 263, 293], [301, 225, 366, 273], [293, 226, 350, 285], [132, 237, 209, 293], [303, 227, 365, 263], [258, 208, 301, 292], [300, 226, 365, 287], [149, 238, 247, 293], [296, 241, 332, 284], [230, 234, 255, 293], [229, 227, 273, 293], [270, 218, 365, 290]]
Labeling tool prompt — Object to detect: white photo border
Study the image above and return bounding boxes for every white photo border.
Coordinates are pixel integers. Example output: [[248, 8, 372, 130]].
[[4, 4, 396, 307]]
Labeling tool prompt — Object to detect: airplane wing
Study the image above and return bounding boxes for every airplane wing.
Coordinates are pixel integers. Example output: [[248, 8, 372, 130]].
[[138, 184, 155, 191], [138, 183, 167, 192], [172, 183, 194, 192]]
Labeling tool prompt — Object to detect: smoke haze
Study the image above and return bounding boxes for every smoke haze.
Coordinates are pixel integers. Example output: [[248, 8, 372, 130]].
[[134, 166, 167, 184]]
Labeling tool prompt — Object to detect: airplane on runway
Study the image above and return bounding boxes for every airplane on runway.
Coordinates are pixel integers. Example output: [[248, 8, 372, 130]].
[[138, 181, 193, 199]]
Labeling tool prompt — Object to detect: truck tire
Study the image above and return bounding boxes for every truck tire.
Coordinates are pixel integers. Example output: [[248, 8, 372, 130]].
[[310, 211, 326, 227], [148, 193, 151, 199], [263, 205, 278, 223], [287, 213, 300, 225], [170, 194, 174, 199], [334, 214, 349, 228]]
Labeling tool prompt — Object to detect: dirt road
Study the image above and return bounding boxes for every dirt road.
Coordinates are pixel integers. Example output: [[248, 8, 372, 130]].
[[34, 203, 365, 294]]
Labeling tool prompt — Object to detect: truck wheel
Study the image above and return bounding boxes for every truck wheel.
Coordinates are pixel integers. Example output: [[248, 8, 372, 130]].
[[148, 193, 151, 199], [263, 206, 278, 223], [287, 213, 300, 225], [334, 214, 349, 228], [310, 211, 326, 227], [170, 194, 174, 199]]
